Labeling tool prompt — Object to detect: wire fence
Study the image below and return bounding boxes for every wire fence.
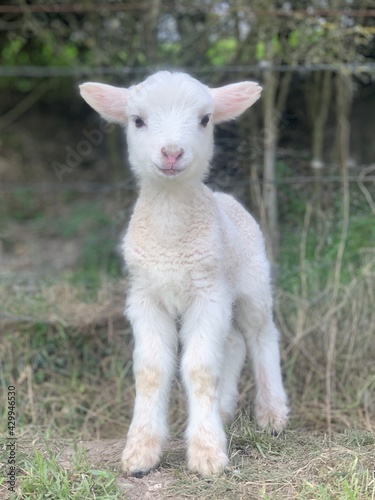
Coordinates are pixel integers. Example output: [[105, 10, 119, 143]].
[[1, 62, 375, 78], [1, 3, 375, 16], [1, 173, 375, 194]]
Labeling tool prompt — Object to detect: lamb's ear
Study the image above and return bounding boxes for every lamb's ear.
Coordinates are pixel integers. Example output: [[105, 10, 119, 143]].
[[210, 82, 262, 124], [79, 82, 128, 124]]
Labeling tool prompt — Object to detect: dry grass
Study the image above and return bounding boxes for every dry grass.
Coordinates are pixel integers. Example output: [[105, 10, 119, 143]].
[[163, 419, 375, 499], [276, 253, 375, 433], [0, 278, 127, 328]]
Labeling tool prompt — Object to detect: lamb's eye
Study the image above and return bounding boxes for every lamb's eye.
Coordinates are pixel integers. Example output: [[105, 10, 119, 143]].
[[133, 116, 145, 128], [200, 114, 210, 128]]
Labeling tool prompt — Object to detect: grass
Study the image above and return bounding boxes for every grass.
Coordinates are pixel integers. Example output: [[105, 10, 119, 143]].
[[276, 255, 375, 431], [163, 419, 375, 499], [0, 321, 134, 441], [2, 252, 372, 442], [0, 193, 127, 291], [13, 447, 122, 499], [1, 423, 373, 499]]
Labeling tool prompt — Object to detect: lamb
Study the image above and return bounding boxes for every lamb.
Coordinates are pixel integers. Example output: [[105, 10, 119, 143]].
[[79, 71, 289, 477]]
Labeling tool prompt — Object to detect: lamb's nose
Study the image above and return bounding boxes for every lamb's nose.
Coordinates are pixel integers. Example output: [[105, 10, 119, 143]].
[[161, 147, 184, 166]]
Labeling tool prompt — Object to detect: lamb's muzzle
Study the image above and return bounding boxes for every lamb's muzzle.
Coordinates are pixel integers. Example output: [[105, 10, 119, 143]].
[[159, 146, 185, 175]]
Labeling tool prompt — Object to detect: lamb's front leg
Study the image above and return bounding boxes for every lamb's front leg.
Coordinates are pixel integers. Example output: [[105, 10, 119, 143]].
[[180, 295, 231, 475], [121, 290, 177, 476]]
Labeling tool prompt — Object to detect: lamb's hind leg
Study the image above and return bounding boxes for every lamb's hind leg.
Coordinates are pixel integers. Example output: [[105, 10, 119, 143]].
[[219, 327, 246, 425], [238, 298, 289, 433]]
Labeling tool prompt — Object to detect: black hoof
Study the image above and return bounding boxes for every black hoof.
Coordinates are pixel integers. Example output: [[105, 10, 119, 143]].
[[132, 470, 149, 478]]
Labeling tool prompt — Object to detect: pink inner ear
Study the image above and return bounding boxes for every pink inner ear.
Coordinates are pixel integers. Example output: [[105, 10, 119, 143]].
[[211, 82, 262, 124], [79, 83, 128, 124]]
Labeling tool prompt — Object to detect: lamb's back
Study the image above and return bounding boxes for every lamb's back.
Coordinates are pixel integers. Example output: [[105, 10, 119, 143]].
[[214, 192, 264, 251], [214, 192, 271, 292]]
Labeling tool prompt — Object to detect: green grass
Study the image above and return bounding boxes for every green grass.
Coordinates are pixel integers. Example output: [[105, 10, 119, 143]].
[[16, 447, 122, 499], [279, 210, 375, 294], [277, 161, 375, 294]]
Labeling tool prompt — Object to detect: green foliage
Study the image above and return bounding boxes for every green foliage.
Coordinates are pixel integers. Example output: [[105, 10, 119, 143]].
[[288, 30, 299, 49], [206, 37, 237, 66], [1, 36, 26, 62], [160, 41, 181, 64], [271, 35, 281, 56], [255, 40, 266, 60], [2, 27, 82, 68], [1, 25, 82, 93]]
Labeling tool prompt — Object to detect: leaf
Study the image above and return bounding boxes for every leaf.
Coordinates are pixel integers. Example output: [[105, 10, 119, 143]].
[[255, 40, 265, 60], [289, 30, 299, 48], [272, 35, 281, 55]]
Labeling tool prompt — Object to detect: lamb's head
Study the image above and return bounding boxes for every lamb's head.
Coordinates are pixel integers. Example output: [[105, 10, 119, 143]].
[[79, 71, 261, 184]]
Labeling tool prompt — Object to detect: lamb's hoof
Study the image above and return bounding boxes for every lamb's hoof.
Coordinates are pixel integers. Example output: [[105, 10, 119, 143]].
[[255, 399, 289, 434], [187, 438, 228, 476], [121, 433, 162, 476], [132, 470, 149, 479]]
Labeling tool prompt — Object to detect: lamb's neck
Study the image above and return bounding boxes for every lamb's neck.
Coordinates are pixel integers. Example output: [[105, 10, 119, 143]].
[[139, 179, 206, 206], [135, 180, 213, 237]]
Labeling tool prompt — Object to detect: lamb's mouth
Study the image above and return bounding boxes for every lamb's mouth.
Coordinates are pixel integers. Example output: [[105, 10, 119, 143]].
[[155, 164, 185, 177]]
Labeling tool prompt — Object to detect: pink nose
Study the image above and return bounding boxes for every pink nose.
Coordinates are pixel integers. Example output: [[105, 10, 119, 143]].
[[161, 147, 184, 167]]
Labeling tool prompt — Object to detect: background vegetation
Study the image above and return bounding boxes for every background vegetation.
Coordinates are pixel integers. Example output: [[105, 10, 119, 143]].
[[0, 1, 374, 498]]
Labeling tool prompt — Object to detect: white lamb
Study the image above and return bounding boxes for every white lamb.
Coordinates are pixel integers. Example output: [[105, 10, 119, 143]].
[[79, 71, 289, 476]]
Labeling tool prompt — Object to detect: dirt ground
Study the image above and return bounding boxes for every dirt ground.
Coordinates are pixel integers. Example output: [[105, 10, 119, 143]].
[[58, 439, 186, 500]]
